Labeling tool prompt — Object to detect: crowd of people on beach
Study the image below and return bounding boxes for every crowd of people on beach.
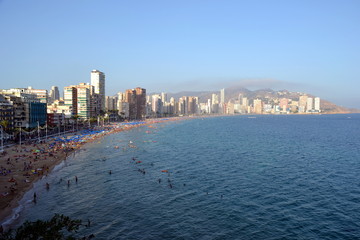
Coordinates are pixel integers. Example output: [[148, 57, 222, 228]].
[[0, 126, 116, 225], [0, 118, 193, 230], [0, 167, 12, 176]]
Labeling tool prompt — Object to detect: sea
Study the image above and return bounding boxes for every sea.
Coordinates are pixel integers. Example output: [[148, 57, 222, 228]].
[[5, 114, 360, 239]]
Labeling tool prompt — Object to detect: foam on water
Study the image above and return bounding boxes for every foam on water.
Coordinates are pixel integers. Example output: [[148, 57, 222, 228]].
[[1, 154, 73, 228]]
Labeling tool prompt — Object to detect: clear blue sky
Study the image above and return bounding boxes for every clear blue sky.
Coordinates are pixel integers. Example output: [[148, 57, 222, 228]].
[[0, 0, 359, 108]]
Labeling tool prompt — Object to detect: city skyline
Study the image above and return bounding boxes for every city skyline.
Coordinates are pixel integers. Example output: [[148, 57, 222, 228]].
[[1, 1, 359, 108], [0, 67, 327, 133], [0, 69, 350, 119]]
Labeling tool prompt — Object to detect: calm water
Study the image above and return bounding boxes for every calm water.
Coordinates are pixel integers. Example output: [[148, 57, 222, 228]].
[[11, 114, 360, 239]]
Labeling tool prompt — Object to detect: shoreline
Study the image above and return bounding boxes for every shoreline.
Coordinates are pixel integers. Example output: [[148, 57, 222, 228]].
[[0, 130, 107, 227], [0, 118, 181, 228], [1, 113, 354, 227]]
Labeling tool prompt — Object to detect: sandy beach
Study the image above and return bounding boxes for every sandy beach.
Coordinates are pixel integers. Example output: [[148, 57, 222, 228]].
[[0, 142, 68, 224], [0, 118, 181, 228], [0, 130, 105, 226]]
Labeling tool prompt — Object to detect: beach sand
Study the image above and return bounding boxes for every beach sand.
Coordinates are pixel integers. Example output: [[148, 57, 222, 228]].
[[0, 118, 179, 227], [0, 139, 83, 225]]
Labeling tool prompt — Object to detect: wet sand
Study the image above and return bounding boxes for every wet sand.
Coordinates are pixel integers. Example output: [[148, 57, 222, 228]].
[[0, 135, 93, 224], [0, 118, 181, 226], [0, 144, 63, 220]]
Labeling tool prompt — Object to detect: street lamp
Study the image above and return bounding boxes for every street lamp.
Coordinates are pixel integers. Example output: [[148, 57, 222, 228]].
[[37, 121, 40, 143], [64, 117, 66, 135], [0, 125, 3, 153]]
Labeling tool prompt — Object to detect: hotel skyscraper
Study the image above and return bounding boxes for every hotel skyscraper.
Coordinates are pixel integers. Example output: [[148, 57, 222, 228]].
[[90, 69, 105, 112]]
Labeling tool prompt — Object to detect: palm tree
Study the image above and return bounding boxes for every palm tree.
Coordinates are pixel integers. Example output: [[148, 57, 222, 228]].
[[89, 117, 97, 123], [104, 116, 109, 124], [71, 114, 80, 131], [0, 120, 9, 130]]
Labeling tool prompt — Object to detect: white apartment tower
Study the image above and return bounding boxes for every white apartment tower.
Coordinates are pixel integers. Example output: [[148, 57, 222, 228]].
[[91, 69, 105, 112], [50, 86, 60, 101], [314, 97, 321, 112], [219, 88, 225, 114], [211, 94, 219, 105], [152, 94, 162, 113], [220, 88, 225, 104], [307, 97, 313, 112], [161, 92, 167, 104]]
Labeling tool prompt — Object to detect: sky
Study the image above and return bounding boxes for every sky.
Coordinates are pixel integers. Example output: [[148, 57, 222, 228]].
[[0, 0, 359, 108]]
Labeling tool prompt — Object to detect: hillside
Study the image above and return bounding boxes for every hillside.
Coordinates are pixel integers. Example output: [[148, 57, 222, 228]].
[[166, 87, 359, 114]]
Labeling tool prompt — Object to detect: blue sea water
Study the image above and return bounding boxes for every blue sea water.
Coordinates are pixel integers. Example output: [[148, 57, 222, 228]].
[[9, 114, 360, 239]]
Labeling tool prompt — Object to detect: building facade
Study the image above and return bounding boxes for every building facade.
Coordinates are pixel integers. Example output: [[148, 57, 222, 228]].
[[90, 70, 105, 112]]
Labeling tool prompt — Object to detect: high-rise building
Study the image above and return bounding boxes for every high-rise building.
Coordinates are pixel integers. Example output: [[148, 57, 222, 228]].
[[105, 96, 118, 111], [77, 87, 91, 120], [279, 98, 289, 112], [64, 83, 99, 120], [207, 99, 211, 114], [135, 88, 146, 119], [211, 94, 219, 105], [49, 86, 60, 102], [151, 94, 162, 115], [226, 100, 235, 114], [299, 95, 308, 113], [79, 83, 100, 118], [306, 97, 313, 112], [219, 88, 225, 114], [211, 93, 219, 114], [220, 88, 225, 104], [253, 99, 262, 114], [241, 97, 248, 113], [117, 92, 129, 119], [178, 97, 187, 115], [169, 97, 176, 115], [123, 87, 146, 120], [314, 97, 321, 112], [64, 86, 77, 117], [90, 70, 105, 112], [242, 97, 248, 107], [161, 92, 167, 104], [188, 97, 198, 115]]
